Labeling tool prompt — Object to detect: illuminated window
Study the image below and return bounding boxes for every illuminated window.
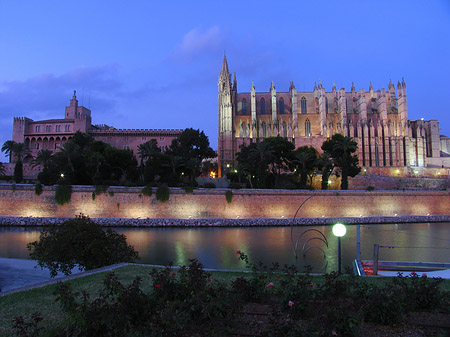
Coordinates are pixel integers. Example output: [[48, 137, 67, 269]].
[[305, 119, 311, 137]]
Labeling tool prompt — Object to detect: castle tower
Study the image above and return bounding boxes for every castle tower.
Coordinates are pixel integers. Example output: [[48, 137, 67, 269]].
[[218, 55, 234, 176]]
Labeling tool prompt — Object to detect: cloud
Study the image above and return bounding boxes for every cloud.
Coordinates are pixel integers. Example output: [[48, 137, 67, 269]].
[[172, 26, 225, 62], [0, 64, 123, 118]]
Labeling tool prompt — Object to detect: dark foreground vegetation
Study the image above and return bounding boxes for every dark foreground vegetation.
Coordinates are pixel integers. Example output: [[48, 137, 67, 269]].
[[27, 215, 139, 277], [3, 254, 449, 337]]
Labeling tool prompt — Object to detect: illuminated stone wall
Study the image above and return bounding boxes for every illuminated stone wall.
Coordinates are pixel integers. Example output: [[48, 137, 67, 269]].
[[0, 185, 449, 220]]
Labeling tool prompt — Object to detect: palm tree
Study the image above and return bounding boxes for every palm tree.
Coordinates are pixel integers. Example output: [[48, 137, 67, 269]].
[[137, 139, 161, 167], [31, 149, 53, 169], [293, 146, 317, 187], [2, 141, 30, 182], [1, 140, 16, 162], [164, 155, 185, 174], [315, 153, 333, 190], [250, 142, 274, 188], [322, 134, 360, 190]]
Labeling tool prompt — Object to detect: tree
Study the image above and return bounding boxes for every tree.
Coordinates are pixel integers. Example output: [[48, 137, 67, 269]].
[[31, 149, 53, 169], [137, 139, 161, 167], [315, 153, 333, 190], [322, 134, 360, 190], [250, 141, 274, 188], [258, 137, 295, 188], [1, 141, 30, 183], [138, 139, 162, 183], [293, 146, 317, 187], [27, 215, 139, 277], [168, 128, 215, 162]]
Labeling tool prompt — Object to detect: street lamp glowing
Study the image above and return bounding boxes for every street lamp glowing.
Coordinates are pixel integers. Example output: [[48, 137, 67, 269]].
[[332, 223, 346, 237], [332, 223, 346, 274], [60, 173, 64, 178]]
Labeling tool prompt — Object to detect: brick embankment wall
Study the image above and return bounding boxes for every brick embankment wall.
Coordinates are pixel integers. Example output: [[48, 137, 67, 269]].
[[0, 184, 449, 226]]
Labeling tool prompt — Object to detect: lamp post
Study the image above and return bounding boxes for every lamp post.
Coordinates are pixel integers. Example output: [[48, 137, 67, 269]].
[[332, 223, 346, 274]]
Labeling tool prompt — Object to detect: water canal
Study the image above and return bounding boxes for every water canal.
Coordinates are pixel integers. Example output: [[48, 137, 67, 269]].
[[1, 223, 449, 273]]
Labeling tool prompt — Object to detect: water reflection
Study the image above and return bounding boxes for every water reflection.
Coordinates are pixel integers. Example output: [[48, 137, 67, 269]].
[[0, 223, 449, 273]]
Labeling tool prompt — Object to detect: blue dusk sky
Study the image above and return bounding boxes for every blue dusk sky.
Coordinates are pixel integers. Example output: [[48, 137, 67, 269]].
[[0, 0, 449, 161]]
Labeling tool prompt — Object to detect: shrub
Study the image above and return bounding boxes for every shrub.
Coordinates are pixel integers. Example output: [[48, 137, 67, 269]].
[[142, 185, 153, 197], [203, 182, 216, 188], [14, 160, 23, 183], [27, 214, 139, 277], [225, 190, 233, 204], [55, 184, 72, 205], [34, 183, 43, 196], [156, 186, 170, 202]]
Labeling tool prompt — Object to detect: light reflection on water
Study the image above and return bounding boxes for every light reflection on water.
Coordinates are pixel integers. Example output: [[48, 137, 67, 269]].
[[0, 223, 449, 273]]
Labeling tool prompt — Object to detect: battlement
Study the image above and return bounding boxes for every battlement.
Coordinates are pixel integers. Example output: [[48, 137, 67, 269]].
[[90, 128, 183, 136]]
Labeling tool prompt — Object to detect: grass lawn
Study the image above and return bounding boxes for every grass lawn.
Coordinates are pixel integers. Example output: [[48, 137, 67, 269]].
[[1, 264, 449, 337]]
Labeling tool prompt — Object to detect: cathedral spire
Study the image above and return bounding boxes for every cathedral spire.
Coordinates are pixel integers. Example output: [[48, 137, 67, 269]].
[[332, 82, 336, 93], [402, 77, 406, 89], [351, 82, 355, 93], [220, 55, 230, 77], [369, 81, 373, 92], [314, 82, 317, 91]]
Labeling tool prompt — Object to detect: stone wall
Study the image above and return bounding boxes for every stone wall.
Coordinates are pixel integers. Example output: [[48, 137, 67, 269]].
[[0, 184, 449, 221]]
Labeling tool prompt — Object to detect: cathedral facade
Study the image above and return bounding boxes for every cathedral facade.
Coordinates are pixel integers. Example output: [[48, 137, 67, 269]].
[[218, 56, 449, 176], [10, 91, 182, 166]]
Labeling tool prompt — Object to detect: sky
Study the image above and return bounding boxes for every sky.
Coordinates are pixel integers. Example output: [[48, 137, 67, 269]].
[[0, 0, 449, 161]]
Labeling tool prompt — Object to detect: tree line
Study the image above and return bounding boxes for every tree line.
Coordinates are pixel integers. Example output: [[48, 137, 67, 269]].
[[1, 128, 216, 187], [2, 131, 360, 190], [232, 134, 360, 190]]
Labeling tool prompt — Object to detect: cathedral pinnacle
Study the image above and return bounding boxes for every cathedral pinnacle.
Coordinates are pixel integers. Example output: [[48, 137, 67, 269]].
[[388, 79, 394, 90], [351, 82, 355, 92], [369, 82, 373, 92], [314, 82, 317, 91], [402, 77, 406, 89], [332, 82, 336, 92]]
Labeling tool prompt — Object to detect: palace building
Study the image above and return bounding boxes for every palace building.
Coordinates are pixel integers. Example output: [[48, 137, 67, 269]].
[[218, 56, 450, 176], [10, 91, 182, 167]]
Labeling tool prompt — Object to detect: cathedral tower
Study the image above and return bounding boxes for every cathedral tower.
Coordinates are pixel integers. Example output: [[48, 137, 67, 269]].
[[218, 55, 234, 176]]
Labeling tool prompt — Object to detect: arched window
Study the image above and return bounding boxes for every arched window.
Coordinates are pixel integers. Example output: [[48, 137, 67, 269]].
[[260, 98, 265, 115], [279, 97, 285, 114], [325, 97, 329, 114], [305, 119, 311, 137], [35, 125, 40, 132], [242, 99, 247, 115], [301, 97, 307, 114], [282, 121, 287, 138], [262, 122, 267, 138]]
